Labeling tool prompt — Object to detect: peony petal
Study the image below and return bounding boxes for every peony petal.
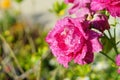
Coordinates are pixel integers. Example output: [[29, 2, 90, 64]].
[[64, 0, 75, 3], [91, 1, 106, 11], [91, 0, 120, 17], [87, 30, 102, 53], [57, 54, 73, 68], [107, 5, 120, 17], [74, 45, 88, 65], [83, 52, 94, 64]]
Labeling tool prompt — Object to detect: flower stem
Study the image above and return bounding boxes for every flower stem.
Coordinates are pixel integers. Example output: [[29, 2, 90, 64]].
[[100, 51, 115, 63], [107, 29, 119, 55]]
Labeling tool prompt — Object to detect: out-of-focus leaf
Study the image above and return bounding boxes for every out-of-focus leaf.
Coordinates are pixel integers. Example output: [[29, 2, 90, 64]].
[[74, 65, 91, 76], [14, 0, 23, 3], [0, 11, 16, 32], [49, 1, 67, 16], [60, 2, 67, 11], [53, 1, 60, 13]]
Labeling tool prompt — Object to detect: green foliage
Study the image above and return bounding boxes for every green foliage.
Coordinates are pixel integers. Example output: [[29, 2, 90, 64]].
[[74, 65, 91, 76], [0, 11, 16, 32], [49, 1, 67, 16]]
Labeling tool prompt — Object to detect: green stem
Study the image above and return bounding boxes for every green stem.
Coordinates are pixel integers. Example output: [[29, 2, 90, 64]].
[[37, 60, 41, 80], [108, 29, 112, 39], [100, 51, 115, 63], [107, 29, 119, 55], [116, 41, 120, 45]]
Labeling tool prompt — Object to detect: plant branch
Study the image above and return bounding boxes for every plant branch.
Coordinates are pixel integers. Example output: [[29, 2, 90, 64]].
[[0, 34, 24, 73], [100, 51, 115, 63], [108, 29, 119, 55]]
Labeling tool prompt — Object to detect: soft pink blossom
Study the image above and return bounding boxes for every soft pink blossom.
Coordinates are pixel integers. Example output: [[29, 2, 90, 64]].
[[117, 68, 120, 74], [91, 0, 120, 17], [64, 0, 75, 3], [75, 7, 90, 18], [116, 54, 120, 66], [90, 14, 110, 32], [115, 54, 120, 74], [65, 0, 91, 15], [46, 17, 102, 67]]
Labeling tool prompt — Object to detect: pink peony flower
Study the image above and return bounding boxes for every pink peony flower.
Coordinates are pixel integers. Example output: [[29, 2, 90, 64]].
[[90, 14, 110, 32], [91, 0, 120, 17], [46, 17, 102, 67]]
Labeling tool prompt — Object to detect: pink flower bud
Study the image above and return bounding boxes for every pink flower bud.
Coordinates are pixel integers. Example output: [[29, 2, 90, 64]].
[[91, 14, 110, 32]]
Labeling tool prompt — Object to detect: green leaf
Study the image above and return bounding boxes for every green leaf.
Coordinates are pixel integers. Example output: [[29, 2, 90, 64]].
[[53, 1, 60, 12], [49, 1, 67, 16], [60, 2, 67, 10]]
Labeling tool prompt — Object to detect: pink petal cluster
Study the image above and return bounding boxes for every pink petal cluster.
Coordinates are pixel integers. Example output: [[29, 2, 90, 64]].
[[64, 0, 111, 32], [115, 54, 120, 74], [46, 17, 102, 67], [65, 0, 120, 17], [65, 0, 91, 15], [90, 14, 110, 32], [91, 0, 120, 17]]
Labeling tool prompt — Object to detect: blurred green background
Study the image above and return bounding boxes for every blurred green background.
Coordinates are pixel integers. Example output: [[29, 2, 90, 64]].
[[0, 0, 120, 80]]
